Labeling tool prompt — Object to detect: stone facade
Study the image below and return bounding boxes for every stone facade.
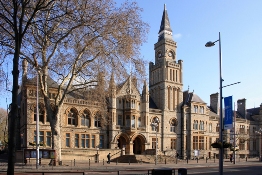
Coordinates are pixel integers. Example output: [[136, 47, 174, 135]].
[[18, 5, 262, 162]]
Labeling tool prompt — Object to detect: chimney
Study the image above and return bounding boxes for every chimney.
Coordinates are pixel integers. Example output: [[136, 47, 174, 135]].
[[237, 99, 246, 119], [210, 93, 219, 114]]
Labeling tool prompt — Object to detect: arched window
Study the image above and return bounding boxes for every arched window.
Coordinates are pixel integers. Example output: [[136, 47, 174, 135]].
[[170, 118, 178, 133], [94, 111, 101, 127], [138, 117, 142, 127], [81, 110, 90, 127], [34, 103, 44, 123], [131, 115, 135, 128], [151, 117, 160, 131], [68, 108, 77, 125]]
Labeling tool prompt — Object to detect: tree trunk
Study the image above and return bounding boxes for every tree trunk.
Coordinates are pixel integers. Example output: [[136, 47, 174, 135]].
[[7, 47, 20, 175]]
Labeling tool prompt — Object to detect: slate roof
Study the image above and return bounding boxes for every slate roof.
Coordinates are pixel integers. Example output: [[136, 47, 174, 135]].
[[25, 76, 59, 88], [149, 97, 158, 109]]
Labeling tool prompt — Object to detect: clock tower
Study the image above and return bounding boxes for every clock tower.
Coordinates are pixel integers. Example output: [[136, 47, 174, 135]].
[[149, 4, 184, 153]]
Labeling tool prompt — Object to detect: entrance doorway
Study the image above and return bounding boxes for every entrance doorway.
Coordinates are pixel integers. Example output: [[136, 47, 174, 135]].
[[133, 136, 145, 154], [117, 135, 127, 149]]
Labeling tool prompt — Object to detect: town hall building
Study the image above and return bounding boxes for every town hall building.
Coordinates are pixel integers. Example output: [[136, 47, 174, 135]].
[[18, 5, 262, 162]]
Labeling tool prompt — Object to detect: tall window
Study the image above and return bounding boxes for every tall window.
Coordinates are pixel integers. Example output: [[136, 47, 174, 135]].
[[91, 135, 95, 148], [200, 121, 204, 130], [75, 134, 79, 148], [34, 131, 44, 143], [94, 112, 101, 127], [168, 87, 171, 110], [46, 131, 51, 147], [66, 133, 70, 147], [171, 139, 176, 149], [117, 115, 122, 125], [209, 123, 212, 132], [126, 115, 130, 127], [170, 118, 178, 133], [193, 136, 198, 150], [194, 105, 198, 113], [99, 135, 104, 148], [137, 117, 142, 127], [81, 110, 90, 127], [216, 124, 219, 132], [34, 104, 44, 123], [81, 134, 89, 148], [68, 109, 77, 125], [200, 106, 204, 114], [152, 138, 158, 149], [131, 115, 135, 128], [199, 136, 204, 150]]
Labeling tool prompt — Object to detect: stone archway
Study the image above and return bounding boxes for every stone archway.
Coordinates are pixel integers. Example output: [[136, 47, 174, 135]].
[[117, 135, 127, 149], [132, 135, 146, 155]]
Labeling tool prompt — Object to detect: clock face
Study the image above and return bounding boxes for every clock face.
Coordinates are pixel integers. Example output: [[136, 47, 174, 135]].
[[158, 52, 162, 58], [168, 52, 172, 57]]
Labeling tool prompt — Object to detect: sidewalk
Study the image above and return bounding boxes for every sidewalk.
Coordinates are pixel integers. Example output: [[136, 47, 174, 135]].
[[1, 158, 261, 173]]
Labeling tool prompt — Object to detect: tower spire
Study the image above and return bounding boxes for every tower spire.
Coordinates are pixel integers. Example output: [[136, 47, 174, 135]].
[[158, 4, 173, 41]]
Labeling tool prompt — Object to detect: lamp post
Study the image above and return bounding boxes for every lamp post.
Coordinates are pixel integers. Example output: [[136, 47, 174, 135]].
[[205, 32, 223, 175], [96, 147, 99, 163], [151, 118, 160, 165], [36, 69, 40, 169], [255, 128, 262, 161]]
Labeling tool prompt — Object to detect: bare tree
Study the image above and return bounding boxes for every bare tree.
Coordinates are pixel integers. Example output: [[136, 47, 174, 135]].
[[0, 107, 8, 146], [0, 1, 58, 174], [20, 0, 148, 163]]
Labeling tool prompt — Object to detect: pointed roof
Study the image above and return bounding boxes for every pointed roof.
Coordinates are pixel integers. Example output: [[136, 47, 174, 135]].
[[158, 4, 173, 34]]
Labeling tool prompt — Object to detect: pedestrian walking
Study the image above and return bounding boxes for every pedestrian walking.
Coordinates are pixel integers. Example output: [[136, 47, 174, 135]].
[[230, 154, 233, 163], [107, 153, 111, 164]]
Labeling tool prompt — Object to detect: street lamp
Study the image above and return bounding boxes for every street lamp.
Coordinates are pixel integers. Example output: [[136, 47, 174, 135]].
[[255, 128, 262, 161], [36, 69, 40, 169], [205, 32, 223, 175], [151, 118, 160, 165]]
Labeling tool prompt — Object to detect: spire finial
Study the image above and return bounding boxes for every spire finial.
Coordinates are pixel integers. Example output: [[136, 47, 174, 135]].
[[164, 4, 166, 10]]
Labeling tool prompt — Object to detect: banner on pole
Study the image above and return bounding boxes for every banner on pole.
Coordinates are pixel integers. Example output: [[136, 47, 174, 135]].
[[224, 96, 233, 129]]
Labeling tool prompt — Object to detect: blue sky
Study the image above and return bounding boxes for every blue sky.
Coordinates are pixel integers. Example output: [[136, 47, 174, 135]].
[[134, 0, 262, 109], [0, 0, 261, 110]]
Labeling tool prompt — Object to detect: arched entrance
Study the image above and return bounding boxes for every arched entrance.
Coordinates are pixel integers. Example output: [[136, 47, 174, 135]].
[[133, 135, 146, 155], [117, 135, 127, 149]]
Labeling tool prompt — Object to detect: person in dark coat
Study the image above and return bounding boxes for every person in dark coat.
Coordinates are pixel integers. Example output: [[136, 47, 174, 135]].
[[230, 154, 233, 163], [107, 153, 111, 164]]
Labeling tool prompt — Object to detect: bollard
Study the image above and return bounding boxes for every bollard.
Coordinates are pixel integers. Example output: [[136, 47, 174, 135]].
[[141, 159, 142, 164], [116, 159, 117, 165], [89, 159, 90, 168], [197, 158, 198, 163], [39, 158, 41, 165], [71, 160, 72, 170], [206, 157, 207, 163], [74, 159, 75, 166], [117, 171, 120, 175], [165, 158, 166, 164], [178, 168, 187, 175], [103, 159, 104, 165], [246, 157, 247, 162], [186, 158, 188, 164], [129, 159, 130, 165], [176, 157, 177, 164]]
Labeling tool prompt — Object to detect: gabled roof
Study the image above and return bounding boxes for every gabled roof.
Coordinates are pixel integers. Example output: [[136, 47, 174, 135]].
[[149, 97, 159, 109], [191, 94, 206, 104], [25, 75, 59, 88], [183, 91, 206, 105]]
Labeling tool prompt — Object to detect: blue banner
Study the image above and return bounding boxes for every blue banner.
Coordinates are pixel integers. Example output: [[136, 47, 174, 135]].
[[224, 96, 233, 129]]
